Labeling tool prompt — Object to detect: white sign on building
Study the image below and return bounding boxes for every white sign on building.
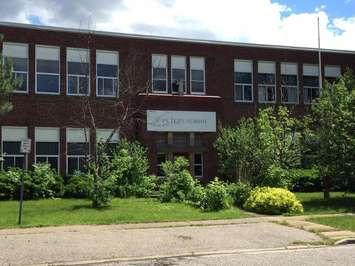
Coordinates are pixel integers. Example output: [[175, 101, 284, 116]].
[[147, 110, 216, 132]]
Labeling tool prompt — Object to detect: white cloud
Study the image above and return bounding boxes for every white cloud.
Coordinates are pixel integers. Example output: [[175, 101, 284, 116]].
[[1, 0, 355, 50]]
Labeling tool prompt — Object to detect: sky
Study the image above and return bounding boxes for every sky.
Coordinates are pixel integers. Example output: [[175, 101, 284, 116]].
[[0, 0, 354, 50]]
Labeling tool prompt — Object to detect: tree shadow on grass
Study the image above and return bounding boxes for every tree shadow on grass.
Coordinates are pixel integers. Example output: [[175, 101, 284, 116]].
[[70, 204, 112, 211], [302, 196, 355, 214]]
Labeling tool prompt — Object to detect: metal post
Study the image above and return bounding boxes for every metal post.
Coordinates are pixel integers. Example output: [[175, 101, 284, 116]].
[[318, 17, 322, 91], [18, 154, 26, 225]]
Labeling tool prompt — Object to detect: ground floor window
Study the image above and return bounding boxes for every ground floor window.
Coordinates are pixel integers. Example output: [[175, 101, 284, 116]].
[[35, 141, 59, 171], [304, 87, 319, 104], [1, 127, 27, 170], [194, 153, 203, 178], [157, 153, 167, 177], [67, 142, 89, 175], [258, 85, 276, 103]]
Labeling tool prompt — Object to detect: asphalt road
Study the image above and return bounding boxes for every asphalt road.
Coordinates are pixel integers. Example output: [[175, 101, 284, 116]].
[[115, 245, 355, 266]]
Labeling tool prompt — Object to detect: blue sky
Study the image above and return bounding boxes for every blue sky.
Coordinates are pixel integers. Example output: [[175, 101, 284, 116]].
[[1, 0, 355, 50]]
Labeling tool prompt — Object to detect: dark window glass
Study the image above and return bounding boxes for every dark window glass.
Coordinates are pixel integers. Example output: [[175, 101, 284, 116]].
[[258, 73, 275, 84], [79, 157, 87, 172], [325, 77, 337, 84], [10, 58, 28, 72], [36, 157, 47, 163], [191, 81, 204, 92], [79, 76, 89, 94], [67, 157, 78, 175], [235, 84, 243, 100], [194, 153, 202, 164], [244, 85, 252, 100], [303, 76, 319, 87], [157, 153, 166, 177], [67, 143, 89, 155], [172, 69, 185, 82], [281, 75, 297, 86], [3, 142, 21, 154], [68, 76, 77, 94], [191, 69, 203, 81], [235, 72, 252, 84], [37, 74, 59, 93], [37, 59, 59, 73], [153, 80, 166, 92], [36, 142, 59, 155], [282, 87, 298, 103], [97, 64, 117, 77], [68, 62, 89, 75], [153, 68, 166, 79], [194, 165, 203, 177], [47, 157, 58, 170], [3, 157, 15, 170], [14, 72, 27, 91]]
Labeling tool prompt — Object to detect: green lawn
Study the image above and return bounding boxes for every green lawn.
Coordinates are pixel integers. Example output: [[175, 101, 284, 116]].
[[309, 216, 355, 232], [0, 198, 250, 229], [295, 192, 355, 215]]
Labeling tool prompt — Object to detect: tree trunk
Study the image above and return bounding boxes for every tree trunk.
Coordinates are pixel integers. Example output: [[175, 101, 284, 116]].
[[323, 175, 331, 200]]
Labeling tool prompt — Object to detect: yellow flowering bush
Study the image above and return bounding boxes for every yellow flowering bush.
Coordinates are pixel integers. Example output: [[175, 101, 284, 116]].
[[243, 187, 303, 215]]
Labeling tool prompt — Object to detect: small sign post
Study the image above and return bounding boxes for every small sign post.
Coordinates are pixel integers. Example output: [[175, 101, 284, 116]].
[[18, 139, 31, 225]]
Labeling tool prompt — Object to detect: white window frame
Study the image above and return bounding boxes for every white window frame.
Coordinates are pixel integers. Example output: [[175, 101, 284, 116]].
[[303, 64, 319, 105], [34, 127, 60, 172], [66, 48, 90, 96], [3, 42, 29, 94], [66, 128, 90, 174], [171, 55, 187, 94], [152, 54, 168, 93], [1, 126, 28, 170], [194, 153, 203, 178], [257, 61, 276, 103], [281, 62, 299, 104], [35, 45, 60, 95], [234, 59, 253, 103], [190, 56, 206, 95], [96, 50, 119, 98]]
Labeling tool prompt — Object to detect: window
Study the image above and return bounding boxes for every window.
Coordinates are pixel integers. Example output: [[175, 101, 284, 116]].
[[156, 153, 167, 177], [96, 129, 119, 155], [66, 128, 89, 175], [1, 127, 27, 170], [35, 127, 59, 171], [171, 56, 186, 94], [190, 57, 205, 94], [194, 153, 203, 178], [324, 65, 341, 84], [303, 64, 319, 104], [2, 43, 28, 93], [258, 61, 276, 103], [67, 48, 90, 95], [36, 45, 60, 94], [152, 54, 167, 93], [234, 60, 253, 102], [96, 50, 119, 97], [281, 63, 298, 104]]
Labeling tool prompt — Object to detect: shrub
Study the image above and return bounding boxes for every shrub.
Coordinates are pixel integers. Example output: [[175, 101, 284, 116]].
[[228, 182, 252, 207], [64, 171, 92, 198], [0, 168, 24, 199], [289, 168, 321, 192], [160, 157, 196, 202], [261, 165, 293, 188], [201, 178, 231, 211], [189, 182, 206, 208], [244, 187, 303, 215], [131, 175, 158, 198]]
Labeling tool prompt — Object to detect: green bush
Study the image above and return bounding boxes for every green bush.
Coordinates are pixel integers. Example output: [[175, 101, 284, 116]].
[[160, 157, 196, 202], [261, 165, 293, 188], [289, 168, 321, 192], [189, 182, 206, 208], [200, 178, 231, 211], [0, 168, 24, 199], [228, 182, 252, 207], [130, 175, 158, 198], [64, 171, 92, 198], [244, 187, 303, 215]]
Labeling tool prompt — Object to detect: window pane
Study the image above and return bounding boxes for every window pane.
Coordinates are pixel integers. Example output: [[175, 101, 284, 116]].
[[172, 69, 185, 82], [191, 69, 203, 81], [281, 75, 297, 86], [3, 157, 15, 170], [104, 78, 114, 95], [282, 86, 297, 103], [244, 85, 253, 101], [37, 74, 59, 93], [68, 62, 89, 75], [67, 143, 89, 155], [153, 80, 166, 92], [14, 72, 27, 91], [67, 157, 78, 175], [36, 156, 47, 163], [303, 76, 319, 87], [194, 165, 203, 177], [235, 72, 252, 84], [36, 142, 59, 155], [11, 58, 28, 72], [37, 59, 59, 73], [194, 153, 202, 164], [3, 141, 21, 154], [48, 157, 59, 170], [258, 73, 275, 84], [153, 68, 166, 79], [79, 157, 87, 172], [235, 84, 243, 101], [191, 81, 204, 93], [97, 78, 104, 95], [267, 87, 275, 101], [68, 76, 78, 94], [15, 157, 25, 169], [97, 64, 117, 77], [79, 76, 89, 94]]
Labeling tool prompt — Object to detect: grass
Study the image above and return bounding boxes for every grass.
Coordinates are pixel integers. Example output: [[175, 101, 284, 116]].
[[308, 215, 355, 232], [295, 192, 355, 215], [0, 198, 250, 229]]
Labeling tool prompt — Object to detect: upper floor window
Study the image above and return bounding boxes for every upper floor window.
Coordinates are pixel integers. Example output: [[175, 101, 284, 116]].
[[1, 126, 27, 170], [303, 64, 319, 104], [171, 56, 186, 94], [36, 45, 60, 94], [258, 61, 276, 103], [324, 65, 341, 84], [190, 57, 205, 94], [67, 48, 90, 96], [234, 59, 253, 102], [2, 43, 28, 93], [66, 128, 90, 175], [152, 54, 167, 93], [281, 62, 298, 104], [96, 50, 119, 97], [35, 127, 59, 171]]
